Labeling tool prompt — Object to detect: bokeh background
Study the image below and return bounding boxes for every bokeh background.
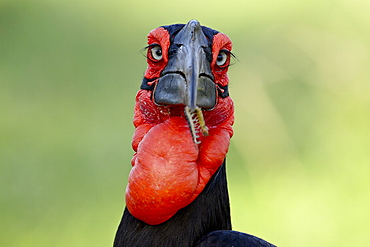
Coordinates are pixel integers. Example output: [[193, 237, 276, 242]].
[[1, 0, 369, 246]]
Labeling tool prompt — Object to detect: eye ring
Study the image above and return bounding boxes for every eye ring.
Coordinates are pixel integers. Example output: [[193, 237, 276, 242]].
[[150, 45, 163, 60], [216, 50, 229, 66]]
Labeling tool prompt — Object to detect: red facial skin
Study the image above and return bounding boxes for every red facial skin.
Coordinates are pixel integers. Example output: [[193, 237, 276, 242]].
[[125, 27, 234, 225]]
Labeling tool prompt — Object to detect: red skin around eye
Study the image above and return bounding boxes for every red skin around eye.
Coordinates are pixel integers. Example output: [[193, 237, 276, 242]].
[[144, 27, 170, 79], [211, 33, 233, 87], [125, 30, 234, 225]]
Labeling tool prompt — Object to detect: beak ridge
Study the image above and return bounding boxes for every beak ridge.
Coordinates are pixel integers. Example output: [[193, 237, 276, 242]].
[[153, 20, 216, 110]]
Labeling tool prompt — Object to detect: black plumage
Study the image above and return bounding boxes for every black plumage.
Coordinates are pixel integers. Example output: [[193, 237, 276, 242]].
[[196, 230, 276, 247]]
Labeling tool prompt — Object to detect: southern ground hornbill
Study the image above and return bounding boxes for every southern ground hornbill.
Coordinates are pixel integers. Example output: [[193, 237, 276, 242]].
[[114, 20, 276, 247]]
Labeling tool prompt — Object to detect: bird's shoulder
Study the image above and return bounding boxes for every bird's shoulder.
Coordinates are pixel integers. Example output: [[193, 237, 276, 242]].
[[195, 230, 277, 247]]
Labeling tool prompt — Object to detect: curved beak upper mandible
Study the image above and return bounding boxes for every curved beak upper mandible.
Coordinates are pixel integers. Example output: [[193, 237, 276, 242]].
[[153, 20, 216, 110]]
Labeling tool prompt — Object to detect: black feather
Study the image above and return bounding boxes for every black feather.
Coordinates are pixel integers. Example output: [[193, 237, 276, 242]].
[[195, 230, 277, 247], [161, 24, 185, 39], [162, 24, 219, 47]]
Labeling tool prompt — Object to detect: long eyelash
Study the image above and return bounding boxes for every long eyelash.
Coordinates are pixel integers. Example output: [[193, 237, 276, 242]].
[[139, 46, 148, 58], [214, 50, 238, 69], [223, 50, 238, 67], [140, 44, 160, 58], [230, 51, 238, 64], [221, 50, 237, 60]]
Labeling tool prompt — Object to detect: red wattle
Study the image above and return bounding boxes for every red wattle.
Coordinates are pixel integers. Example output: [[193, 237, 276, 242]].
[[126, 117, 199, 225], [125, 90, 234, 225]]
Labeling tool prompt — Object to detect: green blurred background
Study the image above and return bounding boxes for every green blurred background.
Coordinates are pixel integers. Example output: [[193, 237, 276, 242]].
[[1, 0, 369, 246]]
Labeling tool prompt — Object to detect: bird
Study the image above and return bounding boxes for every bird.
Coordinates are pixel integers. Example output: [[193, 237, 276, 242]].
[[113, 20, 276, 247]]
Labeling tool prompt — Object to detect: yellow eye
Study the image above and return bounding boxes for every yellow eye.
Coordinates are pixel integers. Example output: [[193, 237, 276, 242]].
[[216, 50, 228, 66], [151, 45, 163, 60]]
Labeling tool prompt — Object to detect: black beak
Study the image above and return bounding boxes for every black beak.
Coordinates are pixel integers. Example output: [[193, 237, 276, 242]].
[[153, 20, 216, 110]]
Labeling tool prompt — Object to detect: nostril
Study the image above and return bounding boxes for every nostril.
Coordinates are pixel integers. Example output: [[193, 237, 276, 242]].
[[161, 71, 186, 79], [199, 73, 214, 81]]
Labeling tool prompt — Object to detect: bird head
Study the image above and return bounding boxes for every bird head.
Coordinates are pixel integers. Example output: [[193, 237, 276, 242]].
[[126, 20, 235, 225]]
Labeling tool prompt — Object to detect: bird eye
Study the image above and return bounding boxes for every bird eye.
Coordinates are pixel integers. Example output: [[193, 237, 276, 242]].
[[151, 45, 163, 60], [216, 50, 228, 66]]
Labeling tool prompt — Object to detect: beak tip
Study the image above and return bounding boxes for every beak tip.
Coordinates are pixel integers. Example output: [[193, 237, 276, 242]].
[[188, 19, 200, 28]]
